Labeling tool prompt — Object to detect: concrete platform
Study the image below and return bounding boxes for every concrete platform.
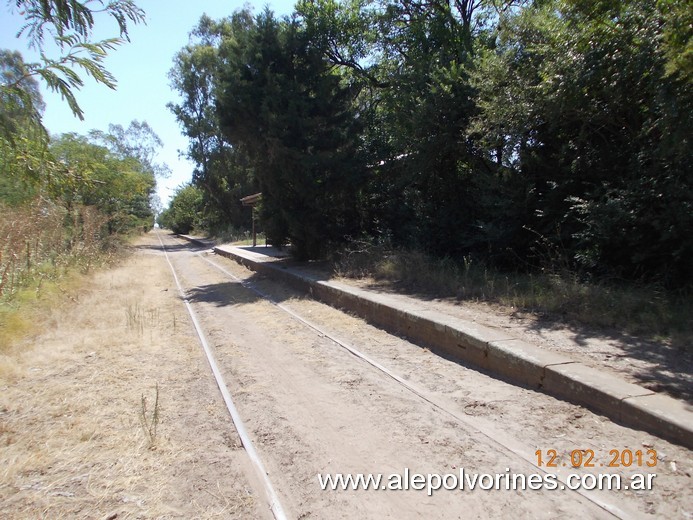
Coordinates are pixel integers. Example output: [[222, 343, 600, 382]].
[[179, 236, 693, 449]]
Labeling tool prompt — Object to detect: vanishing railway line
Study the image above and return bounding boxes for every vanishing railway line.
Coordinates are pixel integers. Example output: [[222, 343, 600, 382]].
[[154, 231, 689, 520]]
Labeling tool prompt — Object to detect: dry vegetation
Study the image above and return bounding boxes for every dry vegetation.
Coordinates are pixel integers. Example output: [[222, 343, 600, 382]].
[[0, 235, 262, 519], [0, 200, 118, 353], [0, 200, 110, 298], [335, 244, 692, 347]]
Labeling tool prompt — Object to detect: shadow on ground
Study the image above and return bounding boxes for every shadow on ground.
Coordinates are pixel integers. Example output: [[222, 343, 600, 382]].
[[185, 281, 261, 307], [360, 277, 693, 403], [172, 233, 693, 404], [522, 315, 693, 403]]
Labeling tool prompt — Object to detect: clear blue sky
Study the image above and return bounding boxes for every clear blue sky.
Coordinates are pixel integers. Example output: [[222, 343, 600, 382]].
[[0, 0, 297, 206]]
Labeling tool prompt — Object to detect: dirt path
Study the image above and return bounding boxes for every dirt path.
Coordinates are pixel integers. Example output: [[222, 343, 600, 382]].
[[1, 231, 691, 519], [0, 235, 268, 519], [266, 258, 692, 404]]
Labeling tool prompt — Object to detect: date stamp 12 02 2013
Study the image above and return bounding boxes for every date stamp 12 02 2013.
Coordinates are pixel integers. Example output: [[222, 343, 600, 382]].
[[535, 449, 657, 469]]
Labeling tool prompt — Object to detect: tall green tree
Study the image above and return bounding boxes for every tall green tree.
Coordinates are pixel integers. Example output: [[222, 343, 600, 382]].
[[215, 8, 365, 259], [168, 12, 256, 232], [471, 0, 692, 284], [298, 1, 515, 256], [0, 50, 45, 137]]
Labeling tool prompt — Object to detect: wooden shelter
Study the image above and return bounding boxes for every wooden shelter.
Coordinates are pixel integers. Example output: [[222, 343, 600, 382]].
[[240, 193, 262, 247]]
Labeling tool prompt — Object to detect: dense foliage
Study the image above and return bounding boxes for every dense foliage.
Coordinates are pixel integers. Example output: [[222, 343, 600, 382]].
[[1, 1, 161, 298], [167, 0, 691, 288], [1, 53, 161, 297], [157, 184, 204, 234]]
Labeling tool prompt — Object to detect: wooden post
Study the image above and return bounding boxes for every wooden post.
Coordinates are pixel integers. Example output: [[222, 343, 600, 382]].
[[252, 207, 257, 247], [240, 193, 262, 248]]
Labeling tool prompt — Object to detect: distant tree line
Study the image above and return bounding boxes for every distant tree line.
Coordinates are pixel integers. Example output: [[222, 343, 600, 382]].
[[1, 50, 160, 233], [1, 0, 160, 238], [167, 0, 691, 287]]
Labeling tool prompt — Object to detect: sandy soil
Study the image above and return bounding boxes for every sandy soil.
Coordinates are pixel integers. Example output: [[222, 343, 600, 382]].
[[272, 258, 692, 403], [0, 236, 267, 519], [1, 231, 691, 519]]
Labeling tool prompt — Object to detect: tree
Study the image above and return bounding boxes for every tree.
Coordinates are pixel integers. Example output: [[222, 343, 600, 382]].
[[157, 184, 204, 234], [89, 120, 170, 179], [1, 2, 148, 216], [471, 0, 693, 285], [0, 50, 45, 137], [2, 0, 145, 121], [657, 0, 692, 80], [168, 13, 256, 233], [298, 0, 506, 255], [215, 8, 366, 259], [0, 50, 52, 204], [50, 129, 156, 233]]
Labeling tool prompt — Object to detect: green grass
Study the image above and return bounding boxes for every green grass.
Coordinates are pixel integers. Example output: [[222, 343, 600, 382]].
[[0, 271, 80, 353], [231, 235, 267, 246]]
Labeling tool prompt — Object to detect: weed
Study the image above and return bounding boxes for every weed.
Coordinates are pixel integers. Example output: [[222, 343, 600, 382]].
[[125, 302, 144, 334], [335, 245, 692, 344], [125, 302, 160, 335], [139, 383, 160, 449]]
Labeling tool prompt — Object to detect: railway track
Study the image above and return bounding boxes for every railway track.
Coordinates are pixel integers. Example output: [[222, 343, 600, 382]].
[[157, 231, 287, 520], [155, 231, 689, 519]]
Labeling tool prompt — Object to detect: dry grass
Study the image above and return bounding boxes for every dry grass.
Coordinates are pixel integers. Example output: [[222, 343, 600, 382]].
[[0, 199, 123, 356], [0, 200, 112, 299], [0, 235, 261, 518], [335, 245, 692, 345]]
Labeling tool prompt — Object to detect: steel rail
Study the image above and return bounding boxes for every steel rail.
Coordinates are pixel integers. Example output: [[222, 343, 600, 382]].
[[190, 246, 644, 520], [156, 231, 288, 520]]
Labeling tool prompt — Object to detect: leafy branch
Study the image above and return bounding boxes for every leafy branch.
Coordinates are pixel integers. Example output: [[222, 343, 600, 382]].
[[4, 1, 146, 121], [29, 38, 121, 120], [14, 0, 145, 48]]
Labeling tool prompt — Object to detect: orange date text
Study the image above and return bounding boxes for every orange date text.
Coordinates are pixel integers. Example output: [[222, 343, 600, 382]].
[[535, 449, 657, 468]]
